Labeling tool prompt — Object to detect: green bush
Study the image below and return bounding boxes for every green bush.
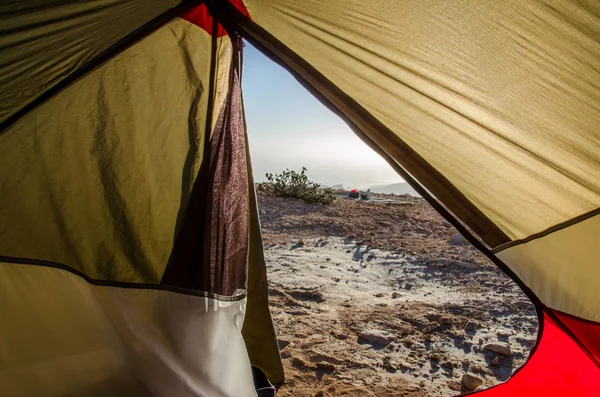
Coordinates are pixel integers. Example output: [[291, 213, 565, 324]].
[[258, 167, 335, 205]]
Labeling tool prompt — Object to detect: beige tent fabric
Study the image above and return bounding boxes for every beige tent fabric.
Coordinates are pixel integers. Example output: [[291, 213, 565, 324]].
[[244, 0, 600, 242], [0, 261, 255, 397], [497, 214, 600, 322], [0, 0, 180, 124], [0, 18, 230, 283]]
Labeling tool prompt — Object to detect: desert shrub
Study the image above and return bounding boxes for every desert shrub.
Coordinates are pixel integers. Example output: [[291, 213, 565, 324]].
[[258, 167, 335, 205]]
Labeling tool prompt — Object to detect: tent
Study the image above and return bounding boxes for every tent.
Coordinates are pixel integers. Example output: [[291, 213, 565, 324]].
[[1, 0, 599, 395]]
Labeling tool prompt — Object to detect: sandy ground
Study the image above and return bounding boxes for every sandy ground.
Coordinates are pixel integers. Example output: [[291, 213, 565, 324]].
[[258, 193, 539, 396]]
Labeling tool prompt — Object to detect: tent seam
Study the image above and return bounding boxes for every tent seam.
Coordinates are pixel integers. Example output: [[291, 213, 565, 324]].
[[0, 255, 246, 301]]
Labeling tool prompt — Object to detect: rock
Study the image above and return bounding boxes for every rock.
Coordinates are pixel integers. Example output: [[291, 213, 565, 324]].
[[358, 329, 394, 346], [515, 337, 536, 348], [449, 233, 468, 245], [374, 293, 385, 298], [391, 292, 401, 299], [483, 342, 512, 357], [464, 321, 477, 331], [288, 289, 325, 303], [428, 352, 442, 361], [462, 374, 484, 391], [425, 312, 442, 322], [277, 339, 291, 350], [331, 331, 350, 340], [491, 356, 499, 365], [309, 353, 343, 365], [447, 380, 462, 391], [440, 361, 454, 369], [451, 260, 478, 270]]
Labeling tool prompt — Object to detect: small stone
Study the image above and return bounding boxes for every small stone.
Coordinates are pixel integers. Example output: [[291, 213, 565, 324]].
[[447, 380, 461, 391], [425, 312, 442, 322], [451, 260, 478, 270], [462, 374, 484, 391], [464, 321, 477, 331], [374, 293, 385, 298], [332, 331, 350, 340], [483, 342, 512, 357], [449, 233, 468, 245], [491, 356, 500, 366], [391, 292, 401, 299], [440, 361, 454, 369], [309, 353, 343, 365], [358, 329, 394, 346], [277, 339, 291, 350]]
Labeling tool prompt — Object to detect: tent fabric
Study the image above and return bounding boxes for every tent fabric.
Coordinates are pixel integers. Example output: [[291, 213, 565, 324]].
[[0, 5, 283, 394], [0, 17, 218, 283], [552, 310, 600, 362], [1, 0, 600, 395], [0, 0, 181, 124], [0, 260, 254, 397], [466, 312, 600, 397], [496, 213, 600, 323], [241, 0, 600, 243]]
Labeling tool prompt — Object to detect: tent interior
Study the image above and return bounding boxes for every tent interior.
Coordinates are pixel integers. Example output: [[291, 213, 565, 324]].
[[1, 1, 599, 396]]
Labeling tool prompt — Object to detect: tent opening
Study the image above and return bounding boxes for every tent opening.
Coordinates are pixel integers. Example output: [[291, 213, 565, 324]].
[[243, 42, 539, 396]]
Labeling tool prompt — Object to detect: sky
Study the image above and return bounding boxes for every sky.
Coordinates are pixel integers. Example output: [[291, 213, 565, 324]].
[[242, 43, 403, 189]]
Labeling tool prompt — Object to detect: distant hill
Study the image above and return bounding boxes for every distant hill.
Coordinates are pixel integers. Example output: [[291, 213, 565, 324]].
[[330, 184, 345, 190], [368, 182, 419, 196]]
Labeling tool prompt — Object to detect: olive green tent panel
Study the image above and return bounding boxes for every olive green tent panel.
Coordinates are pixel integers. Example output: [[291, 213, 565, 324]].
[[0, 0, 180, 123], [0, 18, 218, 283]]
